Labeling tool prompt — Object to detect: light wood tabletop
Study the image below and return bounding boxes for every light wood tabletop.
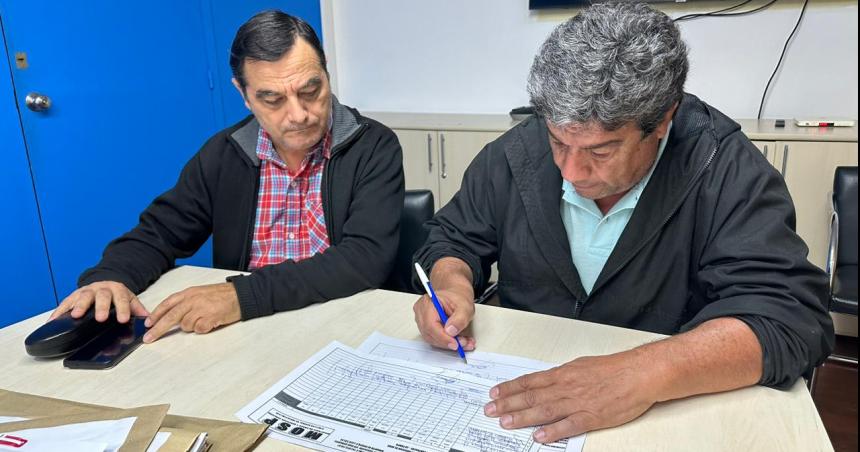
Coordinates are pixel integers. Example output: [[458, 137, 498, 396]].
[[0, 266, 833, 451]]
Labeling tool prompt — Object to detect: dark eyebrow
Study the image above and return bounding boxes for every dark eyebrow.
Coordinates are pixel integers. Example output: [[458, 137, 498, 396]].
[[299, 77, 323, 91], [547, 129, 621, 151], [255, 89, 281, 99], [581, 139, 623, 151]]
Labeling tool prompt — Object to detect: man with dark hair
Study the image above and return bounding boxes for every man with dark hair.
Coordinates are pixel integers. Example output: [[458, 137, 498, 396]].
[[50, 10, 404, 343], [412, 2, 833, 442]]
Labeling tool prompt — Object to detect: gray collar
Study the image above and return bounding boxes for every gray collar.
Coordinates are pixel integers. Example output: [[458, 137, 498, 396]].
[[230, 95, 361, 166]]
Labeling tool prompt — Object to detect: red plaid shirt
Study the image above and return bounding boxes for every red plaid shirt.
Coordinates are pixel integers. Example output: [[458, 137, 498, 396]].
[[248, 128, 331, 270]]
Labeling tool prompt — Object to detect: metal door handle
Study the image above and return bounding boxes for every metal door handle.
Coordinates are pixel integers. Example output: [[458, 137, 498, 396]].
[[762, 145, 769, 160], [781, 144, 789, 175], [426, 134, 433, 173], [25, 92, 52, 112], [440, 134, 448, 179]]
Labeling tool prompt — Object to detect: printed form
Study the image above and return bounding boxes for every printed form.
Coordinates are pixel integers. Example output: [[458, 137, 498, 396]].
[[237, 335, 585, 452], [358, 332, 559, 384]]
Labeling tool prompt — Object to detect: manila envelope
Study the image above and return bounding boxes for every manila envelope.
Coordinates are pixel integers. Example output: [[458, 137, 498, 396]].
[[0, 389, 266, 451], [155, 427, 203, 452], [0, 402, 168, 452]]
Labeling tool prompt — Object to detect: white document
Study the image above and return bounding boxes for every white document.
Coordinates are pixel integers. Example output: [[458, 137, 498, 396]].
[[0, 416, 136, 452], [359, 333, 585, 452], [237, 341, 577, 452], [0, 417, 27, 424], [145, 432, 171, 452], [358, 332, 558, 383], [189, 433, 208, 452]]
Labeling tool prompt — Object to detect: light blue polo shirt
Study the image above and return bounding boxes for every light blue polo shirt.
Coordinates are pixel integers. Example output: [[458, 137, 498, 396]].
[[561, 123, 672, 294]]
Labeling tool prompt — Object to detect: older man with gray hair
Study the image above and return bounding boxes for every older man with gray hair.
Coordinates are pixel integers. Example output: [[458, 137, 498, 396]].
[[412, 1, 833, 442]]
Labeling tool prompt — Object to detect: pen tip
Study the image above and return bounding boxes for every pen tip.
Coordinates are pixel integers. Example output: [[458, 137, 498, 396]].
[[462, 357, 469, 365]]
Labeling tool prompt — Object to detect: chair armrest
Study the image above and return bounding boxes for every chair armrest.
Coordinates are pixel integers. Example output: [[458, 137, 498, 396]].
[[475, 282, 498, 305], [826, 199, 839, 300]]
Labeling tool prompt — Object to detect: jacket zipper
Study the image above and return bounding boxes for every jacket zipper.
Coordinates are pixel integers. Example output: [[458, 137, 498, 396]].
[[572, 143, 720, 319], [322, 157, 334, 241], [240, 169, 260, 271], [321, 123, 367, 243]]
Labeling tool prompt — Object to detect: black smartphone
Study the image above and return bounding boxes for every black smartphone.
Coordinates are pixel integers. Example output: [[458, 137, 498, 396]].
[[63, 317, 147, 370]]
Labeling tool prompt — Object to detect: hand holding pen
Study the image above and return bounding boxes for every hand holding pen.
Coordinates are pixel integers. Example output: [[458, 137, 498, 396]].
[[414, 262, 474, 363]]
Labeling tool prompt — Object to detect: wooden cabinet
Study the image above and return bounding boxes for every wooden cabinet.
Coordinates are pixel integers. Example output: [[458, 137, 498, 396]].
[[774, 141, 858, 269], [396, 129, 439, 207], [750, 138, 858, 269], [750, 140, 780, 168], [395, 129, 502, 210], [373, 113, 515, 211], [437, 131, 504, 207]]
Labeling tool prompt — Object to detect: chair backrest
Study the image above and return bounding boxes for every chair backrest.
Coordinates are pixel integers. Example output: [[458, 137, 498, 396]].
[[834, 166, 858, 266], [382, 190, 435, 294]]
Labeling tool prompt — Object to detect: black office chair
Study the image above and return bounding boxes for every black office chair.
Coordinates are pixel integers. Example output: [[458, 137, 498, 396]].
[[382, 189, 501, 302], [810, 166, 858, 394], [827, 166, 858, 317], [382, 190, 435, 294]]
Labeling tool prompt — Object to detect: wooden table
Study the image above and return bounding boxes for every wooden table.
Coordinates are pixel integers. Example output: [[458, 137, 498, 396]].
[[0, 266, 833, 451]]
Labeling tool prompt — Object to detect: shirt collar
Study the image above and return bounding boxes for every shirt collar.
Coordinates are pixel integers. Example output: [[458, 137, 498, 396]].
[[562, 121, 672, 218], [255, 108, 334, 166]]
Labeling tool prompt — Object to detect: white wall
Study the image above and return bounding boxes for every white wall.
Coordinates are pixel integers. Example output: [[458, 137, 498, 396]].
[[329, 0, 858, 119]]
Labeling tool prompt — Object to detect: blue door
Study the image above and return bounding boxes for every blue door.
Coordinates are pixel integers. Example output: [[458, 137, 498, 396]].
[[1, 2, 220, 300], [0, 30, 56, 328], [1, 1, 321, 322]]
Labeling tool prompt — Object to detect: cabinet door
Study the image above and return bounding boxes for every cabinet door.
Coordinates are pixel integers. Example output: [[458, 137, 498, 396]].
[[2, 2, 221, 298], [394, 129, 440, 209], [750, 140, 778, 168], [776, 141, 859, 269], [1, 40, 57, 327], [437, 131, 503, 209]]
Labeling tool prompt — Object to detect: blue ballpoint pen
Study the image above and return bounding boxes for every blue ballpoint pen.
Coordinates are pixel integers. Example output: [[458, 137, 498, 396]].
[[414, 262, 468, 364]]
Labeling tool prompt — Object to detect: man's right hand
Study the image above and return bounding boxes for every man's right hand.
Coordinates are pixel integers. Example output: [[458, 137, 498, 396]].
[[412, 257, 479, 351], [49, 281, 150, 323], [413, 288, 477, 351]]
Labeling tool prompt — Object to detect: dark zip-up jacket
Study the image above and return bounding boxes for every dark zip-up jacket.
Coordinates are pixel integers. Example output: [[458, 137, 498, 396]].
[[415, 94, 834, 389], [79, 97, 405, 319]]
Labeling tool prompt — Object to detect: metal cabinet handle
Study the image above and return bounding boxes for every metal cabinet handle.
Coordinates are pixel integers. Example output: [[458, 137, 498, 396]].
[[781, 144, 789, 176], [426, 133, 433, 173], [762, 145, 769, 161], [25, 92, 52, 112], [440, 134, 448, 179]]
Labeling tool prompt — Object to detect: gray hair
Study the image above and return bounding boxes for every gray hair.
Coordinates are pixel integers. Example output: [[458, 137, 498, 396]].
[[527, 2, 688, 135]]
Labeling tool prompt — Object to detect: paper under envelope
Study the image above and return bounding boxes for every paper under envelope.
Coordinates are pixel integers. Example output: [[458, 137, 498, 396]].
[[0, 390, 265, 452], [0, 416, 137, 451], [0, 405, 167, 452]]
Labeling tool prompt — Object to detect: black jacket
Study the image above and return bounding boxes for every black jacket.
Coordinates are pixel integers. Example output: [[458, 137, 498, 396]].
[[80, 97, 405, 319], [416, 94, 834, 388]]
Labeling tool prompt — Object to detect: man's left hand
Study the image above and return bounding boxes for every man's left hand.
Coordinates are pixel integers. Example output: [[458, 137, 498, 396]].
[[484, 350, 659, 443], [143, 283, 242, 343]]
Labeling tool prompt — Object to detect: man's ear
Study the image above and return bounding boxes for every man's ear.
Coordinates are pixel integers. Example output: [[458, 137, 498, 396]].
[[656, 102, 679, 139], [231, 77, 251, 110]]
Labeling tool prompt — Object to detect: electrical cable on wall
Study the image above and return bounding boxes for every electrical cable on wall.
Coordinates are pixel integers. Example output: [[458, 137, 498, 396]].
[[673, 0, 755, 22], [757, 0, 810, 119], [673, 0, 780, 22], [672, 0, 813, 119]]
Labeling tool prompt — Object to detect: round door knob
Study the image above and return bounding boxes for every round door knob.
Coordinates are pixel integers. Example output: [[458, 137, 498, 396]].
[[25, 92, 52, 112]]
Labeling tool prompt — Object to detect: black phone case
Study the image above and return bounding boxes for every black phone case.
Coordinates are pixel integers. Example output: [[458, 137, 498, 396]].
[[62, 317, 147, 370]]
